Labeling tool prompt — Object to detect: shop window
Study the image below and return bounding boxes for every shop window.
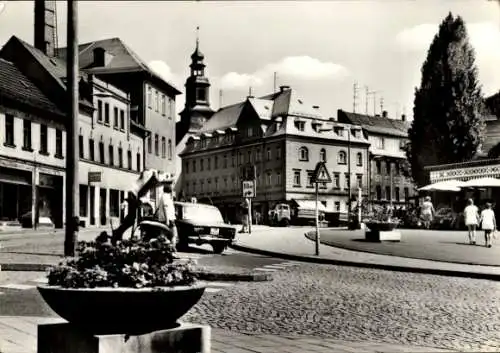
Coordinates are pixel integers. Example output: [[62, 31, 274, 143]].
[[395, 187, 400, 202], [79, 184, 88, 217], [386, 186, 391, 200], [376, 186, 382, 200], [109, 189, 120, 217]]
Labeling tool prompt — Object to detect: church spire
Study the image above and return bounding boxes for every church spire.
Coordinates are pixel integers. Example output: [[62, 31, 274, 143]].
[[191, 26, 204, 61]]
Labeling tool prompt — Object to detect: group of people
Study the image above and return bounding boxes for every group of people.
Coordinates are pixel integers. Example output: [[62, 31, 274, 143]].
[[420, 196, 497, 247]]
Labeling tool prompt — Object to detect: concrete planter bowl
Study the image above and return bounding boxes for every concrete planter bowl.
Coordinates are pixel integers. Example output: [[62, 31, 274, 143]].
[[365, 221, 398, 232], [37, 283, 206, 335]]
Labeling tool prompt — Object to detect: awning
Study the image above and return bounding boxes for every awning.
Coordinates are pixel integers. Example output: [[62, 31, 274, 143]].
[[462, 177, 500, 188], [418, 179, 464, 192], [294, 200, 327, 212]]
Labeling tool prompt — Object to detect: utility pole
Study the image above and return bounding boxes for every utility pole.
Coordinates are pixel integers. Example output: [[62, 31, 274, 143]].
[[353, 82, 359, 113], [273, 72, 277, 92], [64, 0, 79, 257], [372, 91, 377, 116], [380, 97, 384, 114]]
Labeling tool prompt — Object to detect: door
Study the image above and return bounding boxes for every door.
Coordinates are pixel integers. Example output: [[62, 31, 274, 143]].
[[99, 188, 107, 226]]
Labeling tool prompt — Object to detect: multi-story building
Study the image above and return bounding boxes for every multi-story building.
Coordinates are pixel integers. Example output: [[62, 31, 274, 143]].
[[337, 110, 417, 206], [0, 35, 144, 228], [179, 86, 370, 222]]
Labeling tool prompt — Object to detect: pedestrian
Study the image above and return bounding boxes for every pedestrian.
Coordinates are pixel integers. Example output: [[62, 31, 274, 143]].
[[463, 198, 479, 245], [157, 183, 179, 249], [480, 202, 496, 248], [239, 198, 250, 233], [420, 196, 435, 229]]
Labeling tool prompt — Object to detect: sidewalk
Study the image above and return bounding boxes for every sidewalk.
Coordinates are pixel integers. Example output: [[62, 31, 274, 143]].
[[231, 226, 500, 281], [0, 316, 455, 353]]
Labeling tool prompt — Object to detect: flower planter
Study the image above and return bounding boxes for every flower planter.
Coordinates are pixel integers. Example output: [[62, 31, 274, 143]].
[[37, 283, 206, 335], [365, 221, 401, 242]]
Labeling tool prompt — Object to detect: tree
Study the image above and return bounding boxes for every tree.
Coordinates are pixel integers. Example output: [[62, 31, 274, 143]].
[[406, 12, 485, 186]]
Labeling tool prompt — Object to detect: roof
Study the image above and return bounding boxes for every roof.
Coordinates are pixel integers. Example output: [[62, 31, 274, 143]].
[[248, 97, 273, 120], [261, 88, 327, 120], [56, 38, 181, 94], [337, 110, 410, 137], [198, 102, 245, 133], [0, 58, 63, 116]]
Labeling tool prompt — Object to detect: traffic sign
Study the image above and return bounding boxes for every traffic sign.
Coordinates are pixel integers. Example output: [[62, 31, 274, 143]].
[[312, 162, 332, 183], [242, 180, 256, 198]]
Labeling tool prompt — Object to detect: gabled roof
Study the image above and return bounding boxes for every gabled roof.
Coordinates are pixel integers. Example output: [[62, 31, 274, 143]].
[[248, 97, 273, 120], [56, 37, 180, 94], [198, 102, 245, 133], [260, 88, 326, 119], [337, 109, 410, 138], [0, 58, 63, 116]]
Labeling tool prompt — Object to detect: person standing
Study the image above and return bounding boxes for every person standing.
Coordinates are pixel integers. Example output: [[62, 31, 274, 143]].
[[463, 198, 479, 245], [420, 196, 435, 229], [157, 183, 178, 248], [239, 198, 250, 233], [480, 202, 496, 248]]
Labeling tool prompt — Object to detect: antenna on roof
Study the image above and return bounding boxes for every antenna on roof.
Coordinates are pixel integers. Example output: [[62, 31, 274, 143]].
[[380, 97, 384, 114], [365, 86, 376, 115], [353, 82, 359, 113], [273, 72, 277, 92], [219, 89, 223, 108]]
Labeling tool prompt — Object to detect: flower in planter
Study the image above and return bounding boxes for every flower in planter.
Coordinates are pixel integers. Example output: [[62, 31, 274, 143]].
[[47, 235, 197, 289]]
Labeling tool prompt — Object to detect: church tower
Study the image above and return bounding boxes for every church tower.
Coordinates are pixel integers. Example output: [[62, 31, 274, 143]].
[[178, 27, 214, 142]]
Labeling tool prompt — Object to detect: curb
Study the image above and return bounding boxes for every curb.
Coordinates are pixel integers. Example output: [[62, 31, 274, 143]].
[[230, 241, 500, 282], [193, 270, 272, 282]]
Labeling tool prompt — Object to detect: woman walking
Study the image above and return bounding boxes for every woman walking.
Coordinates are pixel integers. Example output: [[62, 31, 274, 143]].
[[480, 202, 496, 248], [463, 199, 479, 245], [420, 196, 435, 229]]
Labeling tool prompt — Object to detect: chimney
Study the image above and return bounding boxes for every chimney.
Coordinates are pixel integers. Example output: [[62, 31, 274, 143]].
[[279, 85, 291, 92], [401, 114, 406, 122], [312, 105, 320, 110], [34, 0, 56, 57], [93, 48, 113, 67], [382, 110, 388, 118]]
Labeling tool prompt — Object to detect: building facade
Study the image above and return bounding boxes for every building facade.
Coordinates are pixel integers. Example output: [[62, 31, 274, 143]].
[[337, 110, 417, 207], [179, 87, 370, 222]]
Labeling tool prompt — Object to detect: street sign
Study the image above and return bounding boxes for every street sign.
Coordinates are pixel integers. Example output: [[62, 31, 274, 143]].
[[312, 162, 332, 183], [242, 180, 256, 198], [240, 164, 256, 181], [88, 171, 102, 183]]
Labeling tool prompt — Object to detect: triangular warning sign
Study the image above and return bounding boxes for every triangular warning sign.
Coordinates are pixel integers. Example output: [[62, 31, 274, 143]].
[[312, 162, 332, 183]]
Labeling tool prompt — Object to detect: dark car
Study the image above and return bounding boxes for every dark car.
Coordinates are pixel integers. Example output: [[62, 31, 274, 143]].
[[174, 202, 236, 254]]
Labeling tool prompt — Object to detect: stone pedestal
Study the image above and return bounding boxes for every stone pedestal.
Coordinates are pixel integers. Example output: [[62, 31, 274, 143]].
[[38, 322, 211, 353]]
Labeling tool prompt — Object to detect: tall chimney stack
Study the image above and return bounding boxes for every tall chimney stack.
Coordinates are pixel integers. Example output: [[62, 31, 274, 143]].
[[34, 0, 57, 57]]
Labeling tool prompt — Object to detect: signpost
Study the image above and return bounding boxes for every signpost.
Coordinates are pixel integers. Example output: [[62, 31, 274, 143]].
[[242, 179, 255, 234], [312, 162, 332, 256]]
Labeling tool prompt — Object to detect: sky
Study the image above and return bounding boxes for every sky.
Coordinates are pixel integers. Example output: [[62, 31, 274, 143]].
[[0, 0, 499, 121]]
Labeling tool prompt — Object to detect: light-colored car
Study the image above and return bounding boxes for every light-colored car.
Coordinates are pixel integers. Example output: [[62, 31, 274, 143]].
[[174, 202, 236, 254]]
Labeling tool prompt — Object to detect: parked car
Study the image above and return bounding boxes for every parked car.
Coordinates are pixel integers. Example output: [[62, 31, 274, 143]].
[[268, 203, 291, 227], [174, 202, 236, 254]]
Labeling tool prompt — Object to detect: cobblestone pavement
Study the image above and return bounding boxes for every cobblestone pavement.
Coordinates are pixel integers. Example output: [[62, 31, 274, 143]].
[[182, 263, 500, 352]]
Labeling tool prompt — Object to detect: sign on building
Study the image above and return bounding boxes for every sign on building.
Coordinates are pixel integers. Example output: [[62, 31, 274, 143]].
[[88, 171, 102, 183], [242, 180, 256, 198]]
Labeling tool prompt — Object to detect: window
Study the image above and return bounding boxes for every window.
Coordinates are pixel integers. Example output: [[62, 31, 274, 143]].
[[395, 162, 400, 176], [147, 86, 152, 108], [155, 90, 159, 112], [197, 88, 206, 101], [110, 189, 120, 217], [376, 186, 382, 200], [386, 162, 391, 176], [376, 160, 381, 174], [377, 137, 385, 149], [395, 187, 400, 202], [118, 147, 123, 168], [104, 103, 110, 125], [89, 139, 95, 161], [185, 161, 189, 174], [386, 186, 391, 200], [238, 152, 243, 166], [356, 152, 362, 166], [168, 140, 172, 160], [214, 177, 219, 192], [99, 142, 105, 163], [320, 148, 326, 162], [232, 152, 236, 167], [307, 170, 315, 188], [192, 160, 196, 173], [223, 154, 227, 168], [97, 100, 103, 122], [224, 178, 228, 189], [193, 181, 197, 193], [120, 109, 125, 130], [338, 151, 347, 164], [55, 129, 63, 157], [113, 107, 119, 128], [108, 145, 114, 166], [127, 150, 132, 170], [299, 147, 308, 161], [276, 171, 282, 185], [404, 187, 409, 200], [147, 135, 152, 154], [154, 134, 159, 156], [78, 135, 84, 159], [200, 181, 204, 193], [161, 95, 166, 116], [276, 146, 281, 160], [169, 98, 175, 120], [335, 201, 340, 212], [207, 157, 211, 171], [4, 114, 14, 146], [214, 156, 218, 169], [266, 172, 272, 186], [136, 153, 141, 171], [40, 124, 48, 154], [247, 127, 253, 137], [200, 159, 204, 171], [267, 148, 272, 161], [295, 121, 305, 131], [79, 185, 88, 217], [23, 119, 32, 150], [247, 151, 252, 163], [344, 173, 350, 190], [161, 137, 166, 158], [356, 174, 362, 188], [334, 173, 340, 188]]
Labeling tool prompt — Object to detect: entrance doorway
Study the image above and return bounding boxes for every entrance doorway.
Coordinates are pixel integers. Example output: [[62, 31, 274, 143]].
[[99, 188, 107, 226]]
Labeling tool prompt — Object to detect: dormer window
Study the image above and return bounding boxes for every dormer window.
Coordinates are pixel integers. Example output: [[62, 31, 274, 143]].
[[247, 127, 253, 137], [334, 127, 345, 137], [295, 121, 305, 131], [312, 121, 322, 132]]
